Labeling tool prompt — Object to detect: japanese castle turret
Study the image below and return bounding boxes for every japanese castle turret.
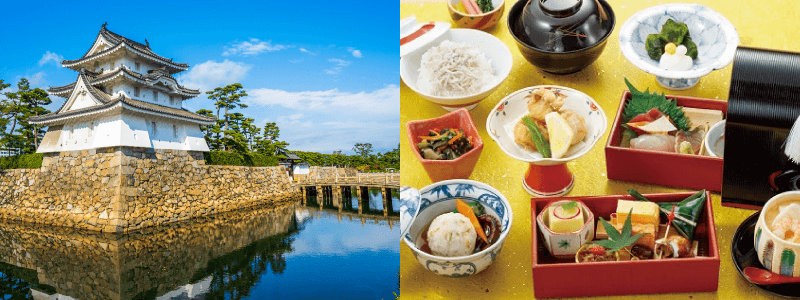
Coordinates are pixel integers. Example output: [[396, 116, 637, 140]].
[[30, 23, 214, 153]]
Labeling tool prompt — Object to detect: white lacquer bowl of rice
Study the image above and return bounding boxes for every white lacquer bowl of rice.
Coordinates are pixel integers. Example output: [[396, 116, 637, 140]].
[[400, 28, 513, 111], [401, 179, 512, 277]]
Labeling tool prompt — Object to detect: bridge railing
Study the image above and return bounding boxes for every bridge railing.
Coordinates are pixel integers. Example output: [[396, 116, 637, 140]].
[[296, 173, 399, 187]]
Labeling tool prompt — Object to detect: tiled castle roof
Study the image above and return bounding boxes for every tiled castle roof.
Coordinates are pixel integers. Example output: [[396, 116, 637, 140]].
[[62, 23, 189, 73]]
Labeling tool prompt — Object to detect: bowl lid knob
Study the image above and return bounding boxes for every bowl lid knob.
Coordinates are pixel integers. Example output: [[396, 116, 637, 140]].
[[539, 0, 582, 17]]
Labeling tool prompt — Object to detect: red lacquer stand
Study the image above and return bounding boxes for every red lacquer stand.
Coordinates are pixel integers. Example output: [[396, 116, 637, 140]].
[[522, 163, 574, 197]]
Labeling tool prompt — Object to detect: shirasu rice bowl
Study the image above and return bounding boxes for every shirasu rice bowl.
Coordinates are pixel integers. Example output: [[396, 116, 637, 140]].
[[417, 40, 497, 97], [426, 212, 477, 257]]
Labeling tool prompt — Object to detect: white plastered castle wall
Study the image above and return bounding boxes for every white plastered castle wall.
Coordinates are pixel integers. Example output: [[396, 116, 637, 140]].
[[37, 112, 210, 153]]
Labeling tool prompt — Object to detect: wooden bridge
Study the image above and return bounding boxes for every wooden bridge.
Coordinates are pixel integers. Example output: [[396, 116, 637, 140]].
[[296, 172, 400, 217], [296, 172, 400, 188]]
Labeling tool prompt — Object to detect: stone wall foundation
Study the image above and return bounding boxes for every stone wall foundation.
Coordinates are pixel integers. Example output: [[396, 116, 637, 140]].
[[0, 147, 300, 233]]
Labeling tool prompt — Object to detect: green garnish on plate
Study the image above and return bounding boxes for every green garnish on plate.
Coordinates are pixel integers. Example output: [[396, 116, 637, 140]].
[[562, 200, 578, 211], [522, 116, 551, 158], [596, 209, 646, 253], [623, 78, 690, 131]]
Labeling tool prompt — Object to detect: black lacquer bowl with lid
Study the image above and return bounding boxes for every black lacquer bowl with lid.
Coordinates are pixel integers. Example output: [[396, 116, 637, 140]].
[[509, 0, 615, 74]]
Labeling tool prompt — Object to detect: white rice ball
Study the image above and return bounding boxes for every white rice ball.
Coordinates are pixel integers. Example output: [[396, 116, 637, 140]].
[[427, 212, 477, 257]]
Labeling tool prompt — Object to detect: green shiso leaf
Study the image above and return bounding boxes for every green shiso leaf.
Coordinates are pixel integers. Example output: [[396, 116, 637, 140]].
[[623, 78, 690, 131]]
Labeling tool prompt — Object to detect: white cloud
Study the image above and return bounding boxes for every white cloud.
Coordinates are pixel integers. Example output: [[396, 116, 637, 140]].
[[38, 51, 63, 66], [324, 67, 342, 75], [347, 47, 363, 58], [299, 48, 316, 55], [246, 85, 398, 114], [324, 59, 351, 75], [222, 38, 288, 56], [245, 85, 399, 153], [176, 60, 251, 93], [27, 72, 47, 87], [286, 113, 304, 120], [329, 58, 351, 67]]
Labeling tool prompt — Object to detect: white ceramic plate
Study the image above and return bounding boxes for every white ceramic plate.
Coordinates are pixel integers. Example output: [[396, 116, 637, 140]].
[[486, 86, 607, 166], [400, 28, 513, 111], [619, 4, 739, 80]]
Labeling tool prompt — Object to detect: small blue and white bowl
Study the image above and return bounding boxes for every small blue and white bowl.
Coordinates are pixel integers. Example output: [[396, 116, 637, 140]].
[[619, 4, 739, 90], [400, 179, 512, 277]]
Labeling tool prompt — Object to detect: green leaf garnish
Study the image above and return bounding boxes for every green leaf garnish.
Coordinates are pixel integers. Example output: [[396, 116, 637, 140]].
[[522, 116, 551, 158], [595, 209, 646, 253], [623, 78, 690, 131], [562, 201, 578, 211]]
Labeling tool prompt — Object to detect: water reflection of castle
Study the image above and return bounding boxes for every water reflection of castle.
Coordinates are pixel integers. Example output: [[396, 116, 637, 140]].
[[0, 202, 299, 300]]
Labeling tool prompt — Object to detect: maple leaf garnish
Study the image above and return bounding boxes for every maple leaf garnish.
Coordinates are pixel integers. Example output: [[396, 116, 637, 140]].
[[595, 209, 646, 253]]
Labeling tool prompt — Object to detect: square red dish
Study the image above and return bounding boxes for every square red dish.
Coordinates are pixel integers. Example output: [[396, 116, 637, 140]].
[[406, 108, 484, 182], [531, 191, 719, 298], [605, 91, 727, 191]]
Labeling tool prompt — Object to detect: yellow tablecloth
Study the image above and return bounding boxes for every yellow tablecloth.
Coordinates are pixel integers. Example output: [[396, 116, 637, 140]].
[[400, 0, 800, 299]]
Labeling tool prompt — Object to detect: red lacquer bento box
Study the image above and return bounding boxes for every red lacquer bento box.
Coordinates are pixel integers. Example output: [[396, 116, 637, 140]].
[[531, 191, 719, 298], [605, 91, 727, 191]]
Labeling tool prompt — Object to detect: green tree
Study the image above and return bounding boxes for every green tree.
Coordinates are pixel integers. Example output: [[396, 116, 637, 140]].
[[222, 112, 249, 154], [1, 78, 51, 153], [254, 122, 289, 155], [240, 117, 260, 150], [352, 143, 373, 159], [206, 83, 248, 150], [0, 80, 10, 136], [379, 144, 400, 169]]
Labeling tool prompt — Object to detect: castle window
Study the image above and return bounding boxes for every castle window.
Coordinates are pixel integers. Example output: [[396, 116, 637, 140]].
[[69, 125, 74, 139], [169, 96, 174, 106], [152, 121, 157, 136], [89, 122, 94, 137], [154, 91, 159, 102], [111, 62, 115, 69], [135, 62, 140, 71], [134, 87, 140, 97], [173, 125, 178, 138]]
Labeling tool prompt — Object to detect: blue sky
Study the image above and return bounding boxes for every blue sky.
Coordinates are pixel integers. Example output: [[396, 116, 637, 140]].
[[0, 0, 398, 155]]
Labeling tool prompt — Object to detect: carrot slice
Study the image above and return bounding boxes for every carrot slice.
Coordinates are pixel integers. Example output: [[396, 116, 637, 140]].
[[457, 199, 488, 243], [448, 130, 464, 144]]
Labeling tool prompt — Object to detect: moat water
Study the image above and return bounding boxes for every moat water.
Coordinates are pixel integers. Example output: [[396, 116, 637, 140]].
[[0, 187, 400, 299]]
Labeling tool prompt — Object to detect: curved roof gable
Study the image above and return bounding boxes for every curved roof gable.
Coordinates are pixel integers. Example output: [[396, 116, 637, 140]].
[[62, 23, 189, 74], [48, 66, 200, 98]]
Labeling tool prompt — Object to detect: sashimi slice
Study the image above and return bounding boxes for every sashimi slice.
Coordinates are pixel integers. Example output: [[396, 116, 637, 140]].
[[627, 115, 677, 135], [629, 108, 664, 123], [630, 134, 676, 152], [674, 127, 705, 154]]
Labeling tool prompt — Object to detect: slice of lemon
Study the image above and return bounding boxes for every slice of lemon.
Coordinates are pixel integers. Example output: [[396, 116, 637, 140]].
[[545, 112, 574, 159]]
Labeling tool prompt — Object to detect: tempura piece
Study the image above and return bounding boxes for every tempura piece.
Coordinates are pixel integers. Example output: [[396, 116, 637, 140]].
[[526, 88, 564, 121], [514, 118, 549, 151]]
